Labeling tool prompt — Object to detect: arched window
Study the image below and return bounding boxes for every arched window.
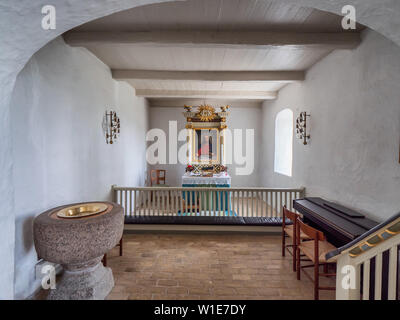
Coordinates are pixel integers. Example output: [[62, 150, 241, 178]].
[[274, 109, 293, 177]]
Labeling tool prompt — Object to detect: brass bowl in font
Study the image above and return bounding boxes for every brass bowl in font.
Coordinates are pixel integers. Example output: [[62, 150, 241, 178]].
[[56, 203, 108, 219]]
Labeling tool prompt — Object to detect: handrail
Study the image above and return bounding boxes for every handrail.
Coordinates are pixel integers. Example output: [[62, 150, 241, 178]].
[[332, 211, 400, 300], [326, 211, 400, 261]]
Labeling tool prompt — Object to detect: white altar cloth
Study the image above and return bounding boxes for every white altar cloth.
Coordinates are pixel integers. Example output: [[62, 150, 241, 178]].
[[181, 172, 231, 186]]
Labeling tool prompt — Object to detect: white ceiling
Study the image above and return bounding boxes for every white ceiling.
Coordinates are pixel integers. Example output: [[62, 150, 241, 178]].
[[66, 0, 364, 105]]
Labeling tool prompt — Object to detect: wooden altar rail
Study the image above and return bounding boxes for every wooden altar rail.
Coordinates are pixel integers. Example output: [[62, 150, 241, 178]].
[[112, 186, 305, 218]]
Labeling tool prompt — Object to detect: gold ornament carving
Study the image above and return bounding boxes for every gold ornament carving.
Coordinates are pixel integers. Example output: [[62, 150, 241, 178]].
[[220, 105, 230, 112], [197, 105, 216, 122]]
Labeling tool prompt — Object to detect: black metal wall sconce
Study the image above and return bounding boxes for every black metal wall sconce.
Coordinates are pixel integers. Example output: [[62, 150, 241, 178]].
[[296, 111, 310, 145], [103, 110, 120, 144]]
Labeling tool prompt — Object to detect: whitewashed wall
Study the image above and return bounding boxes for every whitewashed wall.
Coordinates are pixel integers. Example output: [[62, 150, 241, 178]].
[[10, 37, 149, 299], [261, 29, 400, 222], [149, 106, 262, 187]]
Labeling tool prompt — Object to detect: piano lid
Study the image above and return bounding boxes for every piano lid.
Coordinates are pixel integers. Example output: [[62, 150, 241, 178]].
[[293, 197, 379, 242], [304, 197, 377, 229]]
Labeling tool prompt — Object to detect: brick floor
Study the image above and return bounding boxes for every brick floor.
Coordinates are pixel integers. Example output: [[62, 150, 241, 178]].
[[106, 233, 336, 300]]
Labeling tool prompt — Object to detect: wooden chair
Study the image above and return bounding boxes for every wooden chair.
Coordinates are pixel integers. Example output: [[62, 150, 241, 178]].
[[296, 218, 337, 300], [149, 169, 169, 208], [102, 237, 123, 267], [282, 206, 310, 271], [150, 169, 166, 186]]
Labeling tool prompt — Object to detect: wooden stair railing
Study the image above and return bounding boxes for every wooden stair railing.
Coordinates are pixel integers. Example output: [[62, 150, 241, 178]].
[[326, 212, 400, 300]]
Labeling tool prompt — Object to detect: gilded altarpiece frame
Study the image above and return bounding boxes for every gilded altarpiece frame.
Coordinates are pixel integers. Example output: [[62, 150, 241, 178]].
[[183, 105, 229, 172]]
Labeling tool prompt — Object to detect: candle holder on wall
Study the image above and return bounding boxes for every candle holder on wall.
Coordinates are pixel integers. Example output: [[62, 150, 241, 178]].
[[296, 111, 310, 145], [103, 110, 120, 144]]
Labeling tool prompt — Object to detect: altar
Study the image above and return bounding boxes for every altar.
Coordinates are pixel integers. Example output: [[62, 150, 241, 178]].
[[180, 104, 233, 215], [181, 172, 232, 214]]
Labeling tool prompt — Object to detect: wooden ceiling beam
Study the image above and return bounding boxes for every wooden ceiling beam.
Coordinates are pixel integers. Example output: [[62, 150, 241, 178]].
[[112, 70, 304, 82], [64, 31, 361, 50], [148, 98, 264, 108], [134, 89, 277, 100]]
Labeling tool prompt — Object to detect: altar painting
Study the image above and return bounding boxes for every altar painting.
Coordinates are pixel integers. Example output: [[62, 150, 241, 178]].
[[193, 129, 219, 163]]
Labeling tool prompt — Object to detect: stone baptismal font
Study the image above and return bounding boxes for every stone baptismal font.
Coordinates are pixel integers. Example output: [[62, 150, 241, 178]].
[[33, 201, 124, 300]]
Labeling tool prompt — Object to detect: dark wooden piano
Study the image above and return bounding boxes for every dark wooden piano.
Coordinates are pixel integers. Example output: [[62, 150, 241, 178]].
[[293, 197, 379, 247]]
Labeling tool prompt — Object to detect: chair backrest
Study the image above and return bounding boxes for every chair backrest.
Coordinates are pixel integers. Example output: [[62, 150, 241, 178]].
[[282, 206, 299, 227], [150, 169, 166, 186], [282, 206, 301, 237], [297, 217, 325, 241]]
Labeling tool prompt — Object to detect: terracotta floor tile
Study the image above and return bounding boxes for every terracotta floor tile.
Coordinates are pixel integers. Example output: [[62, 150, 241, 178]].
[[166, 287, 189, 295], [157, 279, 178, 287], [106, 233, 336, 300]]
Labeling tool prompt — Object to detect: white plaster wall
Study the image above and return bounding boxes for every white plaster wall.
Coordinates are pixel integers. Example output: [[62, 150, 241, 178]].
[[1, 0, 400, 300], [148, 107, 187, 187], [228, 107, 262, 187], [10, 37, 149, 299], [261, 29, 400, 222], [149, 106, 262, 187]]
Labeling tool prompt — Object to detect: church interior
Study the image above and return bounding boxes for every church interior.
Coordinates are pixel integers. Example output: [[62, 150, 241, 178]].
[[1, 0, 400, 301]]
